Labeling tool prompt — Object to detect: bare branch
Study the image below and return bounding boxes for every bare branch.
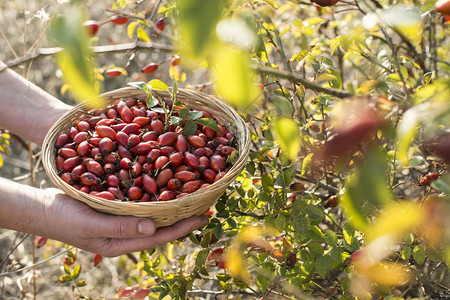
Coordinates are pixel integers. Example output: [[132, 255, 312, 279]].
[[254, 66, 352, 98], [1, 41, 175, 72]]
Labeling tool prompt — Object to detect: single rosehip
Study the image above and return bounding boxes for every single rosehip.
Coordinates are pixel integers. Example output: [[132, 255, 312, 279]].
[[435, 0, 450, 15], [106, 68, 123, 77], [311, 0, 338, 7], [131, 287, 150, 300], [93, 253, 103, 266], [83, 20, 99, 37], [141, 63, 159, 74], [36, 236, 47, 248], [170, 55, 181, 67], [155, 18, 165, 32], [111, 15, 129, 25]]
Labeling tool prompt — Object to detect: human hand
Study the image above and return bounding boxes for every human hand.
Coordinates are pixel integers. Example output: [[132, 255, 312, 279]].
[[40, 188, 209, 257]]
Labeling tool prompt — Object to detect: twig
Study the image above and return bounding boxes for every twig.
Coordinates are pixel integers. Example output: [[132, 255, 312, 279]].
[[295, 174, 339, 194], [0, 41, 175, 72], [254, 66, 352, 98], [0, 246, 75, 277], [0, 234, 30, 272]]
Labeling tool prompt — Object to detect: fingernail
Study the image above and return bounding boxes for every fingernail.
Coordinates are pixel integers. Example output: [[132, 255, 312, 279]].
[[138, 219, 156, 235]]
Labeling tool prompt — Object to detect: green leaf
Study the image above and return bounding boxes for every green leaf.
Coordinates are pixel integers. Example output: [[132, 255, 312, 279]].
[[301, 153, 313, 176], [200, 231, 212, 248], [148, 79, 169, 91], [216, 273, 231, 282], [261, 174, 274, 192], [59, 275, 72, 283], [308, 242, 324, 257], [308, 226, 326, 243], [71, 265, 81, 279], [343, 223, 355, 246], [341, 150, 394, 232], [152, 107, 167, 114], [291, 201, 309, 236], [401, 246, 412, 260], [325, 230, 338, 247], [412, 245, 425, 265], [170, 116, 182, 125], [195, 249, 209, 268], [183, 120, 197, 136], [197, 118, 220, 133], [177, 0, 224, 59], [431, 175, 450, 195], [275, 164, 297, 186], [76, 280, 87, 287], [188, 111, 203, 120], [274, 213, 287, 231], [316, 255, 331, 278], [180, 108, 189, 120], [214, 223, 223, 240], [272, 117, 300, 161], [257, 266, 276, 292]]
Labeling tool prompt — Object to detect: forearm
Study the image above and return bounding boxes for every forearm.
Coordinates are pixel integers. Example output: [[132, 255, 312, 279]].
[[0, 177, 46, 235], [0, 64, 71, 146]]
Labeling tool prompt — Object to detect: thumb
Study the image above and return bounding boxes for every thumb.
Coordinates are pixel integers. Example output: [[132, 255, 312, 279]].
[[90, 214, 157, 239]]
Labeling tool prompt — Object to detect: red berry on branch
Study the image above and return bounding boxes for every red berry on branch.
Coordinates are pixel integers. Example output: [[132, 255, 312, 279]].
[[83, 20, 99, 37], [155, 18, 165, 32], [36, 236, 48, 248], [111, 15, 129, 25], [106, 68, 123, 77], [93, 253, 103, 266], [141, 63, 159, 74], [311, 0, 338, 7], [170, 55, 181, 67]]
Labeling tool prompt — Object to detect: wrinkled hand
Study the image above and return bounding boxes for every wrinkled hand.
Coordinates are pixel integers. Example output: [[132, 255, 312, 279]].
[[41, 188, 209, 257]]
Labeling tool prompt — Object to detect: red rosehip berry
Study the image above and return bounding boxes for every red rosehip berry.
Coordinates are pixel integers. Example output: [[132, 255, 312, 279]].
[[155, 18, 165, 32], [141, 63, 159, 74], [106, 68, 123, 77], [83, 20, 99, 37], [170, 55, 181, 67], [111, 15, 129, 25]]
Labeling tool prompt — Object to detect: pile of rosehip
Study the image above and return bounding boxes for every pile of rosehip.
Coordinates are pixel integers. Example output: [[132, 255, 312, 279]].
[[54, 97, 238, 202]]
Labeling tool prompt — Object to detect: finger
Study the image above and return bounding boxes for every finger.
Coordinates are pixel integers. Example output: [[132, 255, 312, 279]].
[[99, 215, 209, 257], [88, 214, 157, 239]]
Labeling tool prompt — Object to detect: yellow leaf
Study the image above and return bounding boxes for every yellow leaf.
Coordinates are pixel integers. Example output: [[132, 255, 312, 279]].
[[213, 47, 261, 109], [137, 27, 151, 43], [366, 202, 421, 243], [366, 262, 411, 286], [225, 246, 249, 282], [148, 79, 169, 91], [57, 50, 104, 108], [169, 65, 180, 80], [273, 117, 301, 161], [127, 22, 137, 39]]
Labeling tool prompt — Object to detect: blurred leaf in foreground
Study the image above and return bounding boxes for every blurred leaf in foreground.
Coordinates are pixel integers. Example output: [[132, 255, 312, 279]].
[[212, 47, 261, 109], [341, 149, 394, 232], [177, 0, 224, 60], [272, 117, 301, 161], [50, 8, 103, 107]]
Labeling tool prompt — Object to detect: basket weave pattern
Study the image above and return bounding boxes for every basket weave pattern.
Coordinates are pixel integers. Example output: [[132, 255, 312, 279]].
[[42, 87, 250, 227]]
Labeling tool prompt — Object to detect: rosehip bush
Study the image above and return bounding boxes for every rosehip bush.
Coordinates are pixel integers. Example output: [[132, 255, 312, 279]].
[[0, 0, 449, 299]]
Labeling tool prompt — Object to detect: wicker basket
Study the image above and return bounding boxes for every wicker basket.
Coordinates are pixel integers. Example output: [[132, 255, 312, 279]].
[[42, 87, 250, 227]]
